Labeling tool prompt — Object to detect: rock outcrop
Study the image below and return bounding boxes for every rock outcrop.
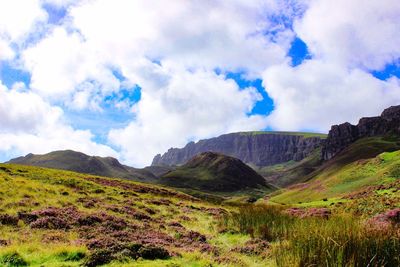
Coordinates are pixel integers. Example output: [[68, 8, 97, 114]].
[[152, 132, 325, 167], [322, 105, 400, 160]]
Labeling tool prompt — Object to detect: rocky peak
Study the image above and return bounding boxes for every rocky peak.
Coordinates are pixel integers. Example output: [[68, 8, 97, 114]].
[[322, 105, 400, 160]]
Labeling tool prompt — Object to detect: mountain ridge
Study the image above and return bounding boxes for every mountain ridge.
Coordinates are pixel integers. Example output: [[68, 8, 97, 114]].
[[7, 150, 160, 182], [152, 131, 326, 167]]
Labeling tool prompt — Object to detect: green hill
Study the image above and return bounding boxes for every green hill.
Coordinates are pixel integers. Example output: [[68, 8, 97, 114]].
[[161, 152, 274, 193], [270, 136, 400, 207], [7, 150, 158, 182]]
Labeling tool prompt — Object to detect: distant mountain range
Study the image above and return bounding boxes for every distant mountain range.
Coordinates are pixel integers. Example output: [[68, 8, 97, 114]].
[[7, 150, 165, 183], [6, 105, 400, 195], [7, 150, 274, 193]]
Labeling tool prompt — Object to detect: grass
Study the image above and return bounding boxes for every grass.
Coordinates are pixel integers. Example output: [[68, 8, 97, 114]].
[[255, 148, 323, 187], [0, 163, 276, 266], [222, 204, 400, 267]]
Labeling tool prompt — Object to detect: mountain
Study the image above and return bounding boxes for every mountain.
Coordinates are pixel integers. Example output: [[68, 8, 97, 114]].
[[152, 131, 326, 167], [322, 105, 400, 160], [7, 150, 158, 182], [160, 152, 274, 192]]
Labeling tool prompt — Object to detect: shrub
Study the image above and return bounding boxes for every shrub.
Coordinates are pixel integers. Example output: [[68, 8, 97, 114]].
[[1, 252, 28, 266], [57, 250, 86, 261], [30, 216, 69, 229], [138, 245, 170, 260], [0, 214, 19, 226], [83, 249, 113, 267]]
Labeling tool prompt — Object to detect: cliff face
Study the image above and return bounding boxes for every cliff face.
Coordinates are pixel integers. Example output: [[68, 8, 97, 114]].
[[322, 105, 400, 160], [152, 132, 324, 167]]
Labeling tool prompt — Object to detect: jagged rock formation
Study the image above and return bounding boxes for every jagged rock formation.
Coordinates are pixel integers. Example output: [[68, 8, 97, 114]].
[[323, 105, 400, 160], [7, 150, 159, 182], [161, 152, 273, 192], [152, 132, 325, 167]]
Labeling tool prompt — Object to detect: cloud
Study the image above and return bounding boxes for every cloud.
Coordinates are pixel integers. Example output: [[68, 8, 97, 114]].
[[18, 0, 294, 166], [0, 81, 117, 158], [22, 27, 120, 107], [69, 0, 290, 76], [2, 0, 400, 167], [261, 0, 400, 133], [295, 0, 400, 70], [0, 0, 47, 60], [263, 60, 400, 132], [109, 63, 267, 166]]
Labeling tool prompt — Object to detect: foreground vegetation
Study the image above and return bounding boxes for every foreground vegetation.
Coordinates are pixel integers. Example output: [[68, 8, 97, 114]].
[[0, 152, 399, 266], [0, 164, 273, 266], [221, 205, 400, 266]]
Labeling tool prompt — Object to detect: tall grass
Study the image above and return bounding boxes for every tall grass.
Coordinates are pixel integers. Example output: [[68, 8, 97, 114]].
[[221, 205, 400, 267]]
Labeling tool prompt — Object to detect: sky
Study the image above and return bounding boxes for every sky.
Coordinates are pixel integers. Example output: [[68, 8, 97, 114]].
[[0, 0, 399, 167]]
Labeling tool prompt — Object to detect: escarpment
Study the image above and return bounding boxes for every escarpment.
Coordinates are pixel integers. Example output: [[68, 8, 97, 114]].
[[322, 105, 400, 160], [152, 132, 325, 167]]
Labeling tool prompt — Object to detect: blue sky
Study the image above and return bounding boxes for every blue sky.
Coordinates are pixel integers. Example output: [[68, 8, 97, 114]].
[[0, 1, 399, 166]]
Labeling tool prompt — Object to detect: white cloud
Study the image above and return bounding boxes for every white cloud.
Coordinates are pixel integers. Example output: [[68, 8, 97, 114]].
[[0, 0, 47, 60], [22, 27, 120, 107], [109, 63, 267, 166], [69, 0, 290, 76], [18, 0, 293, 166], [261, 0, 400, 133], [0, 81, 117, 158], [295, 0, 400, 70], [263, 60, 400, 132]]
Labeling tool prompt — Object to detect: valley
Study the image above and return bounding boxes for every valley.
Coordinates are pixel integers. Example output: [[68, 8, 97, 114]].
[[1, 105, 400, 266]]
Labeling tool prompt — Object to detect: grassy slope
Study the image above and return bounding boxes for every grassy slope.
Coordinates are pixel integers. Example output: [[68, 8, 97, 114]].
[[0, 163, 273, 266], [254, 148, 323, 187], [238, 131, 327, 139], [270, 137, 400, 206], [161, 153, 274, 195]]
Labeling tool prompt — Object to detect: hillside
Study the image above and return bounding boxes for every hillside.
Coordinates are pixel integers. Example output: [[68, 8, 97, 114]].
[[270, 136, 400, 208], [0, 163, 275, 266], [152, 131, 325, 167], [161, 152, 274, 193], [7, 150, 158, 182]]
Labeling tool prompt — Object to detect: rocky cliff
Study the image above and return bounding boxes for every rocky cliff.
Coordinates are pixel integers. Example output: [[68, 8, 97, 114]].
[[322, 105, 400, 160], [152, 132, 325, 167]]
